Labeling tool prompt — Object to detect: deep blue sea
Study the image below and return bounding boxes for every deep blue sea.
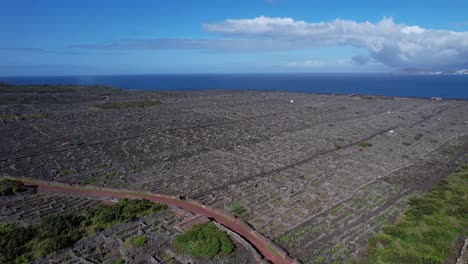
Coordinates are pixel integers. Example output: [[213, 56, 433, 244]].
[[2, 73, 468, 99]]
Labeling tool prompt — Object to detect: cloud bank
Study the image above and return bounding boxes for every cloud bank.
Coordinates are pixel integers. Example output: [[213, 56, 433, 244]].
[[204, 16, 468, 70], [73, 17, 468, 70]]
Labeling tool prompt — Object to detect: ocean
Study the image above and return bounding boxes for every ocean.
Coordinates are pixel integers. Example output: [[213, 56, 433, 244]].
[[1, 73, 468, 99]]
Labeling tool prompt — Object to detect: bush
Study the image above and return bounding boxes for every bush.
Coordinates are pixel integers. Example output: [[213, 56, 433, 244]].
[[85, 198, 168, 230], [358, 142, 372, 147], [0, 179, 30, 196], [173, 223, 235, 258], [0, 224, 36, 263], [230, 202, 246, 216], [0, 198, 167, 262]]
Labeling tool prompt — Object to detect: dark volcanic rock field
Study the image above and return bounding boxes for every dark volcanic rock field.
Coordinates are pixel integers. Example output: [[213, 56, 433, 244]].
[[2, 84, 468, 263]]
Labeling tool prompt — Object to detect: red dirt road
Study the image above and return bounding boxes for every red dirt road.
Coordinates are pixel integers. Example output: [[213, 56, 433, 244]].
[[21, 180, 296, 264]]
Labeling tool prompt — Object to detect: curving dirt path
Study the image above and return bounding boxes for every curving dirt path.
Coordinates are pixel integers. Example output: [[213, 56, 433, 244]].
[[19, 179, 297, 264]]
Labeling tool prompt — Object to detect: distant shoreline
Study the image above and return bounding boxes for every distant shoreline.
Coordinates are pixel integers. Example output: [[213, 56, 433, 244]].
[[1, 73, 468, 99]]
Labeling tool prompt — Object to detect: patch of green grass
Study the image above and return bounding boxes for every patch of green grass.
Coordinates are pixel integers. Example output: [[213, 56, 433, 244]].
[[95, 162, 109, 169], [109, 259, 125, 264], [125, 235, 147, 248], [230, 202, 246, 217], [0, 179, 31, 196], [133, 235, 147, 248], [58, 168, 75, 177], [85, 198, 168, 230], [442, 144, 462, 155], [0, 84, 118, 93], [358, 142, 372, 148], [0, 198, 167, 263], [173, 223, 235, 258], [95, 100, 160, 110], [330, 205, 343, 214], [363, 165, 468, 264], [83, 171, 119, 185]]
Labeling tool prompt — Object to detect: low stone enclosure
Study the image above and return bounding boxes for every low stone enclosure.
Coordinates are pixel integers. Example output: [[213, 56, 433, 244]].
[[2, 86, 468, 262]]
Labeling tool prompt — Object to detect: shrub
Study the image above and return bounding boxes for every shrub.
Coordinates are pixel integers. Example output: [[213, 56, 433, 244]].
[[133, 236, 147, 248], [173, 223, 235, 258], [0, 179, 30, 196], [85, 198, 168, 230], [0, 198, 168, 262], [358, 142, 372, 147], [230, 202, 246, 216]]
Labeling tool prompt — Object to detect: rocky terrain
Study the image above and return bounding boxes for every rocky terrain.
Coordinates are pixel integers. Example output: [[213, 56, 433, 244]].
[[1, 83, 468, 263], [0, 190, 256, 264]]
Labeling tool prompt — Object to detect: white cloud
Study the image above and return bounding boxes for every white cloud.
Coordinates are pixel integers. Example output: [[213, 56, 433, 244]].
[[287, 60, 324, 68], [204, 16, 468, 70]]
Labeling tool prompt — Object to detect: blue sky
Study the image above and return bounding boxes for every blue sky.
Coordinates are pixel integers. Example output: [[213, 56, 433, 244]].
[[2, 0, 468, 76]]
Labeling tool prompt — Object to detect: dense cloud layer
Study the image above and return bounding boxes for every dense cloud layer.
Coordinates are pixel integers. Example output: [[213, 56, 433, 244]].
[[204, 17, 468, 70]]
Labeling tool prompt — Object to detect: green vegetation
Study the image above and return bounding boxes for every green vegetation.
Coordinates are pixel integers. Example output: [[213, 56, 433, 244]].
[[173, 223, 235, 258], [83, 171, 120, 185], [58, 168, 76, 177], [0, 84, 118, 93], [0, 198, 167, 263], [125, 235, 147, 248], [0, 214, 83, 263], [95, 99, 160, 110], [85, 198, 168, 231], [230, 202, 246, 216], [442, 144, 463, 155], [0, 113, 49, 121], [358, 141, 372, 148], [364, 165, 468, 264], [0, 179, 31, 196], [95, 162, 109, 169]]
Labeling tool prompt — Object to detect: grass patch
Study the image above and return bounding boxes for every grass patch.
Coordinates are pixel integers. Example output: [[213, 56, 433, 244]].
[[83, 171, 120, 185], [0, 198, 167, 263], [95, 162, 109, 169], [358, 142, 372, 148], [0, 179, 32, 196], [95, 100, 160, 110], [363, 165, 468, 264], [125, 235, 147, 248], [0, 84, 118, 93], [442, 144, 463, 155], [84, 198, 168, 231], [173, 223, 235, 258], [230, 202, 246, 217]]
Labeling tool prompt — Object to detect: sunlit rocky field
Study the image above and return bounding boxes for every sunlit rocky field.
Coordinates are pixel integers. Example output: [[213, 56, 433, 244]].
[[1, 83, 468, 263]]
